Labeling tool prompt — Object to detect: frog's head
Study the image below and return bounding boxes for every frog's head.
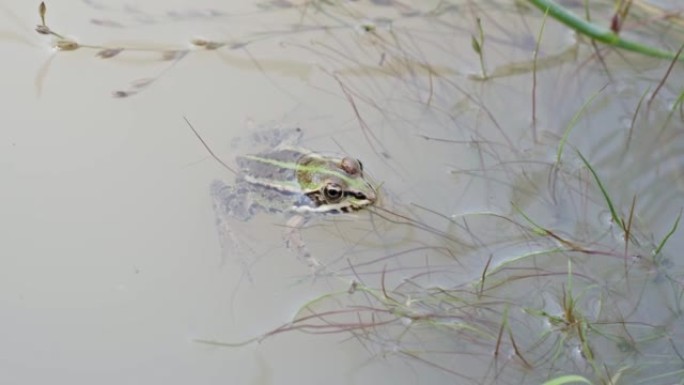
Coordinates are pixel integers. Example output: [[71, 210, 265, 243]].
[[296, 154, 377, 214]]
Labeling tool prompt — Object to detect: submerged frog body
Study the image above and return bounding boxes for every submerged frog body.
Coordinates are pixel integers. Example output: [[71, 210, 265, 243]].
[[212, 145, 377, 221], [210, 127, 377, 267]]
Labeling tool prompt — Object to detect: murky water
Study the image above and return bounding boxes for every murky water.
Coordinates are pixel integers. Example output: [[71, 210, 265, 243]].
[[1, 1, 682, 384]]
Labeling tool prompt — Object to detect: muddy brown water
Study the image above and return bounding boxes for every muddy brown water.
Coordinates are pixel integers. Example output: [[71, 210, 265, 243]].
[[1, 1, 682, 384]]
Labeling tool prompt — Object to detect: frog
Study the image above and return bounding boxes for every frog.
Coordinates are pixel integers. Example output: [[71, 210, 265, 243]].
[[208, 126, 378, 269]]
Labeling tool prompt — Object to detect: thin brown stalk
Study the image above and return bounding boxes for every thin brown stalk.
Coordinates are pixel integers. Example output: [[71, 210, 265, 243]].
[[494, 307, 507, 357], [622, 195, 637, 272], [625, 87, 650, 153], [531, 8, 550, 143], [508, 327, 534, 370], [183, 117, 236, 174], [648, 43, 684, 109], [479, 253, 494, 297], [380, 265, 394, 302]]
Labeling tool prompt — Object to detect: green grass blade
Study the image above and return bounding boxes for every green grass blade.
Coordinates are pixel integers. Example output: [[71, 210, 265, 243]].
[[661, 89, 684, 131], [557, 85, 606, 164], [511, 202, 546, 235], [653, 209, 682, 256], [576, 150, 624, 232], [526, 0, 684, 62]]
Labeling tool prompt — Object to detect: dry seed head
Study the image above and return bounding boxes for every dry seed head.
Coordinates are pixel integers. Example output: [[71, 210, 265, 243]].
[[56, 39, 79, 51]]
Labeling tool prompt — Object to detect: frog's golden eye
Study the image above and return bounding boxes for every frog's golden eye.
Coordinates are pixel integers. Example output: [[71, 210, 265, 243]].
[[323, 183, 344, 202]]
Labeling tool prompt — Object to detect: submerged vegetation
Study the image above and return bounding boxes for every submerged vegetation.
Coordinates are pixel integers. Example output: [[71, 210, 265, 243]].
[[31, 0, 684, 384]]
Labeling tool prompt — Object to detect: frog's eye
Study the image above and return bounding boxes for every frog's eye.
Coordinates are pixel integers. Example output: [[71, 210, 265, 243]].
[[323, 183, 344, 202], [340, 157, 362, 176]]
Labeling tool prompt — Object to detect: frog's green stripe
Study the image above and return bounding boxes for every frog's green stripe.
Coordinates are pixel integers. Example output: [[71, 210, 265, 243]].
[[242, 174, 302, 192], [242, 154, 369, 189]]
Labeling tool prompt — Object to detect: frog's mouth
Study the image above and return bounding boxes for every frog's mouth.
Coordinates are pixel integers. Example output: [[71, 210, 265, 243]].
[[295, 188, 376, 214]]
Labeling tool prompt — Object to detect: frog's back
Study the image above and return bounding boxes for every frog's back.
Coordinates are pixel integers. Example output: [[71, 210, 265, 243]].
[[236, 149, 305, 180]]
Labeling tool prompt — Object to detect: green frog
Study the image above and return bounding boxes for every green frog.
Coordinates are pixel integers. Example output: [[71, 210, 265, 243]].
[[209, 126, 378, 267]]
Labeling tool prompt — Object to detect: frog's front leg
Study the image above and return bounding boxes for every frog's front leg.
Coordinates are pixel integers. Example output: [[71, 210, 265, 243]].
[[283, 215, 320, 269]]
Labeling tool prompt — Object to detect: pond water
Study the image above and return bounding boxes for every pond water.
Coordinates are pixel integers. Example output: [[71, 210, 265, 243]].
[[0, 1, 682, 384]]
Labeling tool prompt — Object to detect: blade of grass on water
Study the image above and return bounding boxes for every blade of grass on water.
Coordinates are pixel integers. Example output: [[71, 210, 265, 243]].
[[526, 0, 684, 62], [653, 209, 682, 257], [556, 85, 607, 164], [576, 150, 624, 232]]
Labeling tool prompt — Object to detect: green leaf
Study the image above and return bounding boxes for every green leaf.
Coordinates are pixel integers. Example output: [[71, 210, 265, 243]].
[[471, 35, 481, 54]]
